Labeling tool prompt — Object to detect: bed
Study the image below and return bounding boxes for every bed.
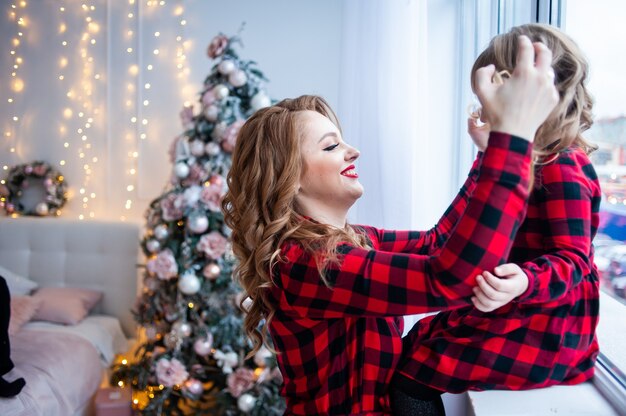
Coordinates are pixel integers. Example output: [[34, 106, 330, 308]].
[[0, 217, 140, 416]]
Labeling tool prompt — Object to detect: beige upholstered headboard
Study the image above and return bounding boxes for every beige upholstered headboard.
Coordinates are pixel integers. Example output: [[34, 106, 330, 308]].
[[0, 217, 141, 337]]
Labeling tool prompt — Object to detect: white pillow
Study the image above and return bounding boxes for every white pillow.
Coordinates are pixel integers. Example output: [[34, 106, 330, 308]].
[[0, 264, 39, 296]]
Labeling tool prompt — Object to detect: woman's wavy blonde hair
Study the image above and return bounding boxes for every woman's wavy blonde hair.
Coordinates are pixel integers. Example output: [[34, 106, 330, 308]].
[[222, 95, 370, 357], [471, 23, 597, 186]]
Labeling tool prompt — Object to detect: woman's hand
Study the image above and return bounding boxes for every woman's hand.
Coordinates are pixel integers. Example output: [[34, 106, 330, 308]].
[[467, 117, 490, 152], [474, 35, 559, 142], [471, 263, 529, 312]]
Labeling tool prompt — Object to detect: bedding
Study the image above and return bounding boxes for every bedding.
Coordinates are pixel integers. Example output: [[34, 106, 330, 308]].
[[23, 315, 128, 364], [0, 316, 128, 415]]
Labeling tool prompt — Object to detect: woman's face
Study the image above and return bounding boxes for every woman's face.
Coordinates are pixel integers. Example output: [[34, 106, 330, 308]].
[[296, 110, 363, 212]]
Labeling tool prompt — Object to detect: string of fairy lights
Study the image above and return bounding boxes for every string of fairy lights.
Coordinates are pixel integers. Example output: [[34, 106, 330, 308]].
[[123, 0, 140, 220], [119, 0, 191, 221], [1, 1, 192, 220], [1, 1, 28, 178], [57, 2, 102, 220]]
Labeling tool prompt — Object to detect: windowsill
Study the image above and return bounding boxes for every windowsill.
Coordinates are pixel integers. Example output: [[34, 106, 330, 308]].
[[466, 382, 618, 416], [465, 291, 625, 416]]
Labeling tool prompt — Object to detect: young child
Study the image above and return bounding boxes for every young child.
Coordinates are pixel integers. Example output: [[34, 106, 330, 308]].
[[392, 24, 601, 405], [222, 35, 559, 415]]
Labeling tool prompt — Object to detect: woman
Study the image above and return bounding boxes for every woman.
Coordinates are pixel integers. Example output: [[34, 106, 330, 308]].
[[222, 36, 558, 415]]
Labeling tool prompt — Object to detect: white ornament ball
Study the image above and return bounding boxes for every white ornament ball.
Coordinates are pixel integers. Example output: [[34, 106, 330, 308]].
[[154, 224, 169, 240], [172, 320, 193, 337], [212, 84, 229, 100], [193, 334, 213, 356], [146, 239, 161, 253], [178, 272, 201, 295], [190, 140, 205, 157], [35, 202, 49, 216], [205, 142, 221, 156], [184, 378, 203, 395], [187, 214, 209, 234], [237, 394, 257, 413], [254, 346, 273, 367], [204, 105, 219, 122], [250, 92, 271, 111], [174, 162, 190, 178], [228, 69, 247, 87], [217, 60, 236, 75]]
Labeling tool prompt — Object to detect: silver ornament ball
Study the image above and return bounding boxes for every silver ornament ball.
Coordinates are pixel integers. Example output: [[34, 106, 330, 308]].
[[174, 162, 190, 178], [187, 214, 209, 234], [154, 224, 169, 240], [205, 142, 221, 156], [146, 239, 161, 253], [212, 84, 229, 100], [190, 140, 205, 157], [204, 105, 219, 122], [251, 92, 271, 111], [217, 60, 236, 75], [212, 122, 227, 140], [228, 69, 248, 87], [178, 272, 201, 295], [237, 394, 257, 413], [172, 320, 193, 338]]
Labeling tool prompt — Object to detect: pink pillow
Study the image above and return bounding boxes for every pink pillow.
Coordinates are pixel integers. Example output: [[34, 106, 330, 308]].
[[9, 296, 42, 336], [31, 287, 103, 325]]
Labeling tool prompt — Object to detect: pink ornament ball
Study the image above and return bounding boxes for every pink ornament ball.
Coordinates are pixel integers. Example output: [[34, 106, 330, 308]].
[[193, 335, 213, 356], [184, 378, 204, 395], [203, 263, 221, 280]]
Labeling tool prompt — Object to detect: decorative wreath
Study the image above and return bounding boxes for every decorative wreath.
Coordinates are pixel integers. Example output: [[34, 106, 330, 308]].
[[0, 161, 69, 216]]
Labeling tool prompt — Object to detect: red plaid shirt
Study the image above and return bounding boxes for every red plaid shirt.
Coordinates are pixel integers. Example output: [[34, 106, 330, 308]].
[[267, 133, 532, 415], [396, 145, 601, 393]]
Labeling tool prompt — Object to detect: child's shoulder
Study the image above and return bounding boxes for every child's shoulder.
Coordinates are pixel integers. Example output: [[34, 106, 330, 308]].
[[539, 146, 596, 175], [535, 146, 600, 192]]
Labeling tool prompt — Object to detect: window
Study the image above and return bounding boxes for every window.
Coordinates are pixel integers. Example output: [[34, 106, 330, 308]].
[[564, 0, 626, 305], [563, 0, 626, 411]]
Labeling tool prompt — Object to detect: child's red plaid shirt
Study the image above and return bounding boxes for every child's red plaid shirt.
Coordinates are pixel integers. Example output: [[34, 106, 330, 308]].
[[268, 133, 534, 415], [396, 144, 601, 394]]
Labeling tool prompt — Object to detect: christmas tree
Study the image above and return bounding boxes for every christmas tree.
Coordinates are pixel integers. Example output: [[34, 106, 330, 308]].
[[111, 33, 285, 416]]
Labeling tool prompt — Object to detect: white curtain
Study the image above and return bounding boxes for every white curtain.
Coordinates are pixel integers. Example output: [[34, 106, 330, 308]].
[[338, 0, 430, 230]]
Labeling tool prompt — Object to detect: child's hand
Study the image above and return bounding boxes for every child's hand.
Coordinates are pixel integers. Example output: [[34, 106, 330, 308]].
[[467, 117, 491, 151], [471, 263, 529, 312]]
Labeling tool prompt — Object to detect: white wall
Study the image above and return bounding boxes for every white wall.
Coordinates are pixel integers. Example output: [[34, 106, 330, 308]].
[[0, 0, 343, 222]]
